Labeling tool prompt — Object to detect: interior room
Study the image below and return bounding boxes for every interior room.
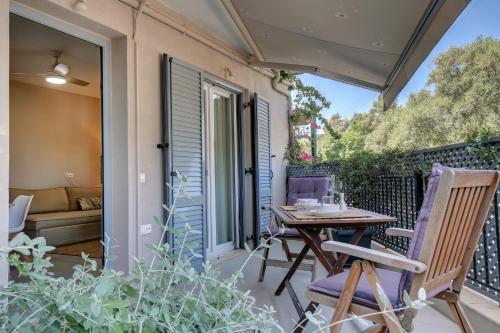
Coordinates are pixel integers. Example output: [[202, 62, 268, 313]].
[[8, 14, 103, 277]]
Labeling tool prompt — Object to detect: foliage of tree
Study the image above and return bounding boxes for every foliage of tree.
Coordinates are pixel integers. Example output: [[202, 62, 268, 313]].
[[318, 36, 500, 160]]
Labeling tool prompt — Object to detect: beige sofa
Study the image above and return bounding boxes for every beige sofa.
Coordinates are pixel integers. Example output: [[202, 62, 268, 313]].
[[9, 187, 102, 246]]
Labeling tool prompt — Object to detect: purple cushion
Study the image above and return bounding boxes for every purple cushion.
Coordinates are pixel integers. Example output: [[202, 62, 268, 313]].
[[309, 268, 401, 309], [398, 163, 451, 302], [261, 227, 300, 237], [287, 176, 330, 205]]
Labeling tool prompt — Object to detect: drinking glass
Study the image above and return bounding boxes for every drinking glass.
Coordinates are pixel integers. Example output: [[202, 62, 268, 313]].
[[322, 196, 339, 211]]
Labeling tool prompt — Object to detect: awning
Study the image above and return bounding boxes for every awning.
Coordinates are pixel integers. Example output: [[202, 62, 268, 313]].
[[222, 0, 470, 108]]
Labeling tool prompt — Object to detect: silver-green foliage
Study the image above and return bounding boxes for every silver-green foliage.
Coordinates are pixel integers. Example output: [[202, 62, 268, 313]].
[[0, 175, 282, 333]]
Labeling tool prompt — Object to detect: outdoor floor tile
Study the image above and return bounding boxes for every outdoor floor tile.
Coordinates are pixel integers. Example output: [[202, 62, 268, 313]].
[[215, 240, 460, 333]]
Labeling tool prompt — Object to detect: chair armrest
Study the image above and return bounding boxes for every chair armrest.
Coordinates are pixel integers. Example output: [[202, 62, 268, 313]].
[[321, 241, 426, 273], [385, 228, 414, 238]]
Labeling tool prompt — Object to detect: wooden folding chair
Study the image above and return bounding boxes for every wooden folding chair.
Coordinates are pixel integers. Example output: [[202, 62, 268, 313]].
[[258, 175, 330, 283], [258, 212, 318, 282], [300, 165, 499, 333]]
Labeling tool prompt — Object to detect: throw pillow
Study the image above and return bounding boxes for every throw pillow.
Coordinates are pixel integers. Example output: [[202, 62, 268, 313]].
[[78, 197, 102, 211]]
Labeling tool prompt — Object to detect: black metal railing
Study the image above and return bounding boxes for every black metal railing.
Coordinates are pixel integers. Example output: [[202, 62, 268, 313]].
[[287, 137, 500, 303]]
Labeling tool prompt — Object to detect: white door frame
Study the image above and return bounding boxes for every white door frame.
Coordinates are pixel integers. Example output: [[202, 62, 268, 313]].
[[8, 2, 112, 262], [204, 84, 239, 258]]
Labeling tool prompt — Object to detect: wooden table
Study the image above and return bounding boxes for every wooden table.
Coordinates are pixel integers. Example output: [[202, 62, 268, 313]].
[[271, 205, 397, 320]]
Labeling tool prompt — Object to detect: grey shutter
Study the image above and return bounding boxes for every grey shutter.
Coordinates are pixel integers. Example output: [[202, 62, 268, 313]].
[[252, 93, 272, 247], [162, 55, 205, 270]]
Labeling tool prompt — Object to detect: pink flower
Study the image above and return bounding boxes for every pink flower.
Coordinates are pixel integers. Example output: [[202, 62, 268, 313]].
[[310, 120, 320, 129], [302, 133, 310, 139], [299, 150, 314, 162]]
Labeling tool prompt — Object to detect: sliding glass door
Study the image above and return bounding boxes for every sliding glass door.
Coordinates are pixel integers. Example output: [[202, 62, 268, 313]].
[[204, 84, 238, 258]]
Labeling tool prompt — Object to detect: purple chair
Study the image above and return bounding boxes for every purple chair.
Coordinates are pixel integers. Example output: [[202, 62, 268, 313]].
[[296, 164, 500, 333], [286, 176, 330, 205], [258, 176, 330, 283]]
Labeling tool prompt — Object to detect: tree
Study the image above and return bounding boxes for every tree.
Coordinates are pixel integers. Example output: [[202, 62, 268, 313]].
[[320, 36, 500, 158], [319, 96, 385, 160]]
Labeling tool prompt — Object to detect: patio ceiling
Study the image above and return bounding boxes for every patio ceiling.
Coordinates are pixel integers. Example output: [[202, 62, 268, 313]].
[[158, 0, 470, 107], [227, 0, 470, 107]]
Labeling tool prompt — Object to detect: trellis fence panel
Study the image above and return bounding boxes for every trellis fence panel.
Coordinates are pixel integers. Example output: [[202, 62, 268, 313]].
[[287, 137, 500, 303]]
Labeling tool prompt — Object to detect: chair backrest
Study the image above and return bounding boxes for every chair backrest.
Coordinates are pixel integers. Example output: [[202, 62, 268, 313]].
[[398, 164, 446, 300], [9, 195, 34, 233], [287, 176, 330, 205], [409, 168, 499, 299]]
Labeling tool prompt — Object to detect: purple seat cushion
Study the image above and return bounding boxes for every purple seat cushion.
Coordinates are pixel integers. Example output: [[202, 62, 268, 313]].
[[261, 227, 300, 237], [287, 176, 330, 205], [398, 163, 451, 302], [309, 268, 402, 309]]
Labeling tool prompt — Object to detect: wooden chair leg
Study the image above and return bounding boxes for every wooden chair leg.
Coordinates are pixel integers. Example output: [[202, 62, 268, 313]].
[[326, 228, 334, 240], [258, 244, 270, 282], [329, 261, 363, 333], [448, 301, 474, 333], [282, 239, 293, 262], [361, 261, 407, 333], [310, 256, 317, 282]]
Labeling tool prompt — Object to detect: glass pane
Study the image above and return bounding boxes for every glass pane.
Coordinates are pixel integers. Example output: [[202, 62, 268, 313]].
[[214, 95, 235, 245]]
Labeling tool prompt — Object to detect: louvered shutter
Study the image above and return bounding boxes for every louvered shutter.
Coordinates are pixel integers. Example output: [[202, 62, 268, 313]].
[[162, 55, 205, 270], [252, 93, 272, 246]]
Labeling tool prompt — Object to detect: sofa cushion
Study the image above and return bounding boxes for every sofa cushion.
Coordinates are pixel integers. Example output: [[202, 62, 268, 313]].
[[25, 209, 101, 231], [66, 187, 102, 211], [9, 187, 69, 214]]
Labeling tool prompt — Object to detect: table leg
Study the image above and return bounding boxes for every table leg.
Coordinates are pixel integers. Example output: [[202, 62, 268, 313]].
[[286, 280, 304, 317], [299, 228, 335, 272], [274, 244, 310, 295], [293, 301, 319, 333], [329, 227, 366, 276]]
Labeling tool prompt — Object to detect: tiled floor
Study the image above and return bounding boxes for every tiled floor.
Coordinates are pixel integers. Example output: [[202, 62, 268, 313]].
[[50, 254, 103, 278], [215, 240, 461, 333]]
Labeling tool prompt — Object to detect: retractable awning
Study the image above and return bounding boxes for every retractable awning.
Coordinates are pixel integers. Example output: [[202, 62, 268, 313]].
[[221, 0, 470, 107]]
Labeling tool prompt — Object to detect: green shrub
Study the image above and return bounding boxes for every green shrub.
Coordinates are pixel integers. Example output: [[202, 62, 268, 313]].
[[0, 176, 282, 333]]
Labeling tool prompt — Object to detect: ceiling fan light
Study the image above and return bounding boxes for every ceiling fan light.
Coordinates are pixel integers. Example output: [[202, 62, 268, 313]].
[[46, 75, 66, 85]]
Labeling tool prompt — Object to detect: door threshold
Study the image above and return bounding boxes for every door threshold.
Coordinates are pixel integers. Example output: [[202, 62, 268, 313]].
[[209, 249, 246, 266]]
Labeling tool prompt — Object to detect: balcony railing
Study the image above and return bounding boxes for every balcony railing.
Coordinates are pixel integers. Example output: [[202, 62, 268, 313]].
[[287, 137, 500, 303]]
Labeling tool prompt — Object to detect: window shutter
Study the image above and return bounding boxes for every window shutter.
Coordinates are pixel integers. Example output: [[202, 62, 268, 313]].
[[161, 55, 205, 270], [252, 93, 272, 247]]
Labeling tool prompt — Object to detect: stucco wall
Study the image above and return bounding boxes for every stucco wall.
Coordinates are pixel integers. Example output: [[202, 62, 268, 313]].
[[9, 81, 101, 189], [5, 0, 289, 269], [135, 17, 289, 258]]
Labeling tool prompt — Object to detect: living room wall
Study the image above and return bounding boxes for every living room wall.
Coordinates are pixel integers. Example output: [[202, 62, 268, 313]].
[[9, 80, 101, 189]]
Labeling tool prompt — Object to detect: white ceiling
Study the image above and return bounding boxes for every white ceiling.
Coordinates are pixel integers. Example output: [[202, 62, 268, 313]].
[[9, 14, 101, 98], [159, 0, 251, 53], [155, 0, 468, 106], [231, 0, 433, 88]]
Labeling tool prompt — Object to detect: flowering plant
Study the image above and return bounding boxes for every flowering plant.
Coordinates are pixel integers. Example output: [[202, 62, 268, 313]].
[[280, 71, 334, 164]]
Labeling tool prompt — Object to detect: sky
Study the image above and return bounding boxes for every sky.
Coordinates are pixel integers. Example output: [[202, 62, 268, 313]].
[[299, 0, 500, 120]]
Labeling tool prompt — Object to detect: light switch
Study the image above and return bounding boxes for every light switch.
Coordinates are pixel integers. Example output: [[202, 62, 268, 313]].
[[139, 173, 146, 183], [140, 224, 152, 235], [65, 172, 74, 178]]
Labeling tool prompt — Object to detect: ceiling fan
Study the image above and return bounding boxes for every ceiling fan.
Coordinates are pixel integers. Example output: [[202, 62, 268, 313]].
[[11, 51, 89, 86]]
